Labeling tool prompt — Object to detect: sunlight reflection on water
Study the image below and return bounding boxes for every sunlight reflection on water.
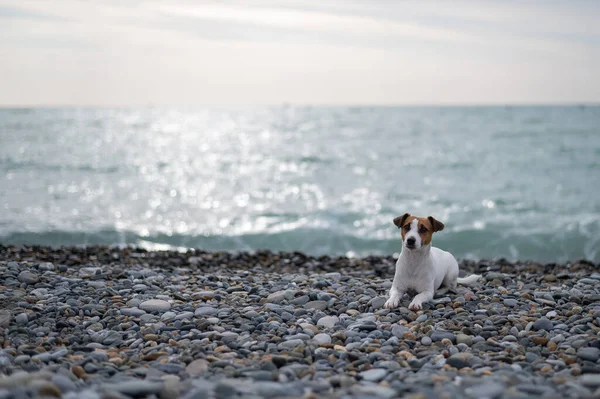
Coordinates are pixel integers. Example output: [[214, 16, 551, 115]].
[[0, 106, 599, 261]]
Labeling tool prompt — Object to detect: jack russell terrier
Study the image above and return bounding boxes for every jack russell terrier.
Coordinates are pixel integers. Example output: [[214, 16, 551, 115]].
[[384, 213, 481, 311]]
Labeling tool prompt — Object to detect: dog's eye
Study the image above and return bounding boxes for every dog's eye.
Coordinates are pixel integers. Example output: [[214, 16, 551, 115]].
[[403, 225, 410, 231], [419, 227, 428, 233]]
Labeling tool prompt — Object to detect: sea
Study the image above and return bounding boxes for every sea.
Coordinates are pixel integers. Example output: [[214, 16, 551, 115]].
[[1, 106, 599, 262]]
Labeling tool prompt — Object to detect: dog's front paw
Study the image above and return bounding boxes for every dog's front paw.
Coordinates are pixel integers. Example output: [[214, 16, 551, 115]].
[[408, 300, 422, 311], [384, 295, 400, 309]]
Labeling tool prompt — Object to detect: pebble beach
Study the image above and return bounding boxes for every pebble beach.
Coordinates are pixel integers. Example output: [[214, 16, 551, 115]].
[[1, 244, 600, 399]]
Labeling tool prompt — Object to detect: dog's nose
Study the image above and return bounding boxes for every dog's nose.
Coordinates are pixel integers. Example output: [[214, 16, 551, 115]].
[[406, 237, 416, 246]]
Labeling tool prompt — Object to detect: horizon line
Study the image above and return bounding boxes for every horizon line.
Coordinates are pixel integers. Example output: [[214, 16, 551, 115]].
[[1, 102, 599, 110]]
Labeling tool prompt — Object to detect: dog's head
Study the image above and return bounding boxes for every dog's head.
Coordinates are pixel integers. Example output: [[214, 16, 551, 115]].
[[393, 213, 444, 250]]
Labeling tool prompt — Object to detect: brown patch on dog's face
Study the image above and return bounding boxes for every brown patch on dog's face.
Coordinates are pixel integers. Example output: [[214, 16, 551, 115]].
[[416, 217, 434, 246], [393, 213, 412, 241], [393, 214, 445, 249]]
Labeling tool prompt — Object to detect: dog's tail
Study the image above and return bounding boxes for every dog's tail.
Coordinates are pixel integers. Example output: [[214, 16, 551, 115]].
[[457, 274, 482, 286]]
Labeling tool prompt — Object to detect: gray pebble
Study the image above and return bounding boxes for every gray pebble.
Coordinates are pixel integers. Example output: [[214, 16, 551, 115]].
[[139, 299, 171, 312], [304, 300, 328, 310], [316, 316, 338, 328], [120, 307, 146, 317], [358, 368, 388, 382], [431, 330, 456, 343], [503, 298, 517, 307], [577, 347, 600, 362], [17, 270, 39, 285], [195, 307, 218, 316], [465, 381, 505, 398], [313, 333, 332, 345]]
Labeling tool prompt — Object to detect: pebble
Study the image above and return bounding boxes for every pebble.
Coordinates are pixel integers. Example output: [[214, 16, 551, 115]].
[[313, 333, 332, 345], [465, 381, 506, 398], [358, 368, 388, 382], [15, 313, 28, 325], [139, 299, 171, 312], [51, 374, 77, 393], [0, 246, 599, 399], [431, 330, 456, 343], [577, 347, 600, 362], [0, 310, 10, 328], [532, 317, 554, 331], [503, 298, 517, 307], [195, 307, 218, 316], [446, 353, 473, 369], [101, 380, 164, 397], [18, 270, 39, 284], [120, 308, 146, 317], [580, 374, 600, 388], [304, 300, 328, 310], [316, 316, 338, 328], [391, 324, 407, 338], [456, 333, 473, 346]]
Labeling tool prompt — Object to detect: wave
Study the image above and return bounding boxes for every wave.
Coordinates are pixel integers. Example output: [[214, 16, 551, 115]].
[[0, 157, 121, 174], [0, 227, 597, 263]]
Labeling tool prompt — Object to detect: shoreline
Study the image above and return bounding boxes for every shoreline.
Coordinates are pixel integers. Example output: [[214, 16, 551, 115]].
[[1, 245, 600, 398], [1, 243, 597, 272]]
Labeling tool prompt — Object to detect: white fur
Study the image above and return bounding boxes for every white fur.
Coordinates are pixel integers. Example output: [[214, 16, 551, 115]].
[[384, 219, 481, 311], [405, 219, 421, 248]]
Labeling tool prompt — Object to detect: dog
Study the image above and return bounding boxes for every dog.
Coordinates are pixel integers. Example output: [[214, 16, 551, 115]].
[[383, 213, 481, 311]]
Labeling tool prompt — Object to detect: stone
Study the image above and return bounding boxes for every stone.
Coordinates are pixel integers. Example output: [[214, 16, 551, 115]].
[[35, 382, 62, 398], [38, 262, 55, 271], [580, 374, 600, 388], [446, 353, 473, 369], [391, 325, 408, 338], [532, 317, 553, 331], [456, 334, 473, 346], [577, 347, 600, 362], [14, 355, 30, 364], [358, 368, 388, 382], [18, 270, 39, 284], [313, 333, 332, 345], [120, 307, 146, 317], [370, 296, 387, 309], [186, 360, 209, 376], [316, 316, 338, 328], [101, 380, 164, 397], [195, 307, 219, 316], [15, 312, 28, 325], [290, 295, 310, 305], [278, 339, 304, 350], [264, 290, 294, 304], [503, 298, 517, 307], [139, 299, 171, 312], [431, 330, 456, 343], [254, 381, 302, 397], [51, 374, 77, 393], [2, 245, 600, 399], [304, 301, 328, 310], [0, 310, 10, 328], [465, 382, 505, 398]]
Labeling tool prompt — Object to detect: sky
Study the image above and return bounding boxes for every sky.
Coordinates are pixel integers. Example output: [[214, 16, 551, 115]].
[[0, 0, 599, 106]]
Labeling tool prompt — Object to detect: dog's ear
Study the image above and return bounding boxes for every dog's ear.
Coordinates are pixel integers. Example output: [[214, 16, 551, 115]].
[[428, 216, 445, 233], [393, 213, 410, 228]]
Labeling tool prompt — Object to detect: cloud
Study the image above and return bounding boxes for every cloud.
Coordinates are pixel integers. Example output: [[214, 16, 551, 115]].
[[0, 5, 67, 21], [156, 3, 477, 44], [0, 0, 598, 106]]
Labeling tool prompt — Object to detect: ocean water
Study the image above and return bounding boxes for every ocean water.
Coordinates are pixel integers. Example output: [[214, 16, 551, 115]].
[[1, 106, 599, 262]]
